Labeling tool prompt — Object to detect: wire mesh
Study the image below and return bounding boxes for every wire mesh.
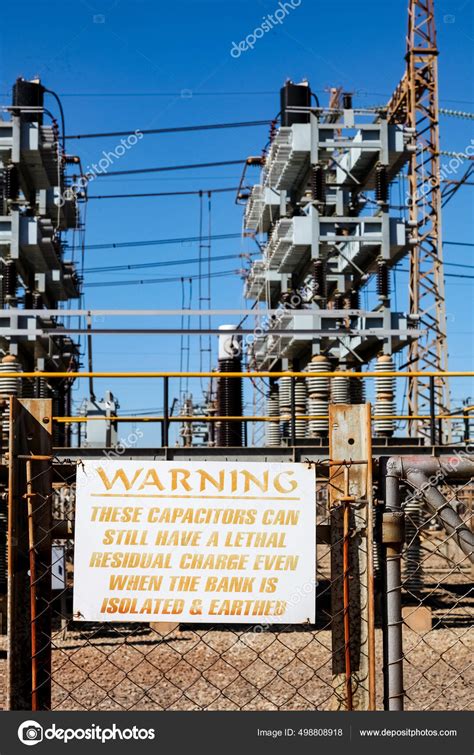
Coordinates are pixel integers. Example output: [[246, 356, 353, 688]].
[[1, 457, 472, 711], [22, 461, 346, 711], [399, 476, 474, 711]]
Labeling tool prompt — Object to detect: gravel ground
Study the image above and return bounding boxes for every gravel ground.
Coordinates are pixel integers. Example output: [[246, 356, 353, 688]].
[[0, 624, 472, 711]]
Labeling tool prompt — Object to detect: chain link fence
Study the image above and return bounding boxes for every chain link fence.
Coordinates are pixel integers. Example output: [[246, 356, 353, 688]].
[[399, 476, 473, 711], [1, 450, 472, 712], [15, 460, 351, 711]]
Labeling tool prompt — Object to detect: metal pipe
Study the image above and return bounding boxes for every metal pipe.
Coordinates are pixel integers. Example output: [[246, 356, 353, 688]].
[[404, 470, 474, 562], [162, 377, 169, 447], [87, 314, 95, 402], [383, 464, 404, 711], [52, 412, 474, 423], [0, 370, 471, 379], [429, 376, 436, 445], [290, 377, 296, 447], [388, 456, 474, 562]]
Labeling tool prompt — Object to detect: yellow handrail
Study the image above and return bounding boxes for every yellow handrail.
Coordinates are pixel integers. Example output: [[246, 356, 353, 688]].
[[53, 412, 474, 423], [4, 370, 474, 378]]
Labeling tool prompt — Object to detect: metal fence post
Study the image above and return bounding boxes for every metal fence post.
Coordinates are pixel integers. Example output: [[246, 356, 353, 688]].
[[162, 377, 169, 447], [7, 398, 52, 710], [329, 404, 372, 710], [382, 459, 404, 711]]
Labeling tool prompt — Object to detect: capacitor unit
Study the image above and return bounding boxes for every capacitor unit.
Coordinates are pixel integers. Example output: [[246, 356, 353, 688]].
[[306, 354, 331, 437], [216, 325, 243, 447], [373, 354, 396, 436], [266, 382, 280, 446], [12, 76, 45, 124], [342, 92, 353, 110]]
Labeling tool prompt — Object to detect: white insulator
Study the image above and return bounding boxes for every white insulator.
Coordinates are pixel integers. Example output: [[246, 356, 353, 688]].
[[0, 355, 22, 397], [278, 376, 292, 408], [305, 355, 331, 393], [266, 423, 281, 446], [266, 385, 280, 446], [295, 419, 307, 439], [308, 398, 329, 436], [374, 355, 396, 436], [306, 354, 331, 437], [306, 356, 330, 436], [332, 375, 350, 404], [294, 379, 307, 404], [373, 398, 396, 434]]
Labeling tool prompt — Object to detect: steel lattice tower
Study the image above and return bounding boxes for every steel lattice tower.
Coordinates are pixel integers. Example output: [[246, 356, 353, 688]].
[[388, 0, 450, 439]]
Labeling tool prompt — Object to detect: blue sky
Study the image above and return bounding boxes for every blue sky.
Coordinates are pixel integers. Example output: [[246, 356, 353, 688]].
[[0, 0, 473, 443]]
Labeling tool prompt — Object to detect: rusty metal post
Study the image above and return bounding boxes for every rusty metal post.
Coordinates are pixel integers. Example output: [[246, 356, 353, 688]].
[[329, 403, 372, 710], [7, 398, 52, 710], [365, 405, 376, 710]]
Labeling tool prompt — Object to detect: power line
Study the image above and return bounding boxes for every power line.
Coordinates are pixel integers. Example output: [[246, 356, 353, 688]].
[[80, 235, 473, 251], [3, 90, 473, 105], [66, 119, 272, 140], [84, 252, 254, 274], [84, 269, 239, 288], [83, 254, 470, 277], [81, 232, 242, 250], [84, 266, 474, 289], [443, 240, 474, 247], [439, 108, 474, 120], [442, 163, 474, 208], [88, 186, 243, 200], [396, 267, 474, 280], [92, 159, 247, 178]]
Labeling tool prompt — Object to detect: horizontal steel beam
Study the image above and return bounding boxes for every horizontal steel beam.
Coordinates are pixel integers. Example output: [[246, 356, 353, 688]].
[[0, 327, 422, 337]]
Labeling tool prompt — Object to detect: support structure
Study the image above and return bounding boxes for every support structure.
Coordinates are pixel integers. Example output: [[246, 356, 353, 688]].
[[388, 0, 450, 439], [329, 404, 374, 710]]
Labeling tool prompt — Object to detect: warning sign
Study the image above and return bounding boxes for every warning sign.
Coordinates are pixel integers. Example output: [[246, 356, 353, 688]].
[[73, 461, 316, 623]]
